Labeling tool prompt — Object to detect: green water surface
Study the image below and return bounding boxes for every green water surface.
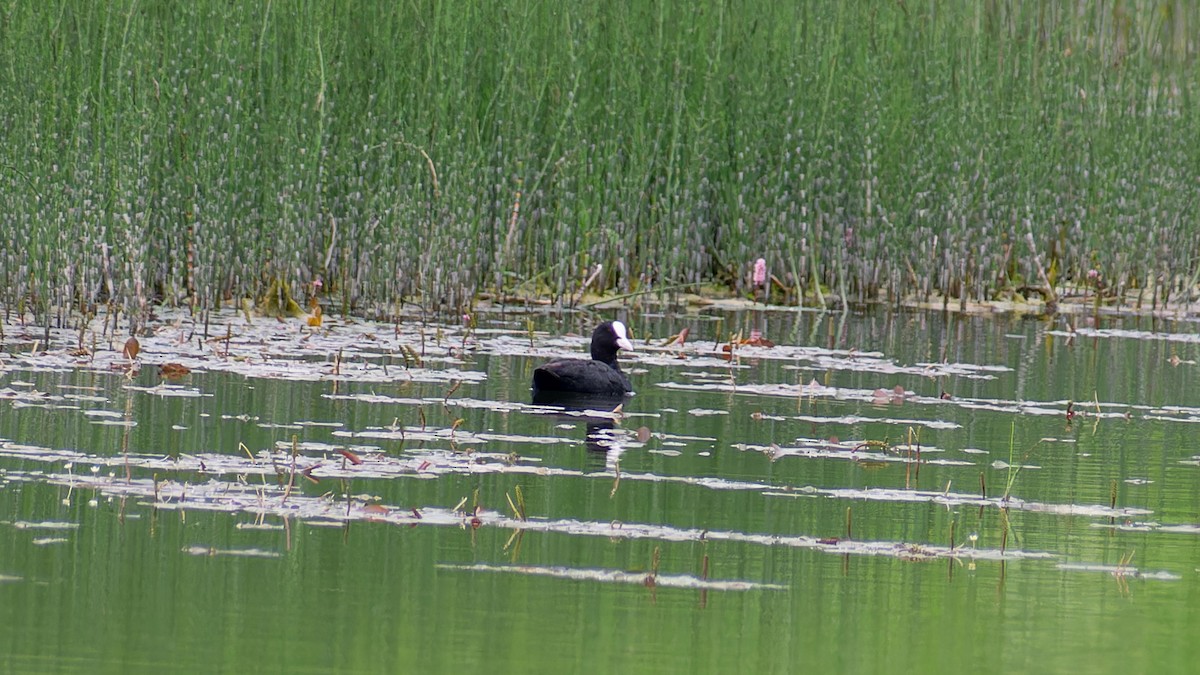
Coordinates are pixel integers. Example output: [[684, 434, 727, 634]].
[[1, 309, 1198, 674]]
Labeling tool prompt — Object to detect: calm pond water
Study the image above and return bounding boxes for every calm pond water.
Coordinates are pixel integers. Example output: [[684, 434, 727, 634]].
[[1, 306, 1199, 673]]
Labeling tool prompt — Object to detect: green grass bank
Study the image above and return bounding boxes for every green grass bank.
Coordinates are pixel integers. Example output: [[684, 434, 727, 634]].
[[0, 1, 1196, 326]]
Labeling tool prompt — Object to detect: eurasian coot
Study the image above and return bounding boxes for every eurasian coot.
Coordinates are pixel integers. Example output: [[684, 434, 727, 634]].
[[531, 321, 634, 396]]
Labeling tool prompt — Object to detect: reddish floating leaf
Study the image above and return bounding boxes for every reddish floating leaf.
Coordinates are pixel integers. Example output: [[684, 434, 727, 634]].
[[122, 337, 140, 360], [159, 362, 192, 378]]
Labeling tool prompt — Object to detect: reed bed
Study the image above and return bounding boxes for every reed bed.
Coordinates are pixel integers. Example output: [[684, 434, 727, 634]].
[[0, 1, 1196, 326]]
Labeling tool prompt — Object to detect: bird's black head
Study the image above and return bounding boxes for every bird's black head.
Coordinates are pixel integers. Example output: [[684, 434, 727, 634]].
[[590, 320, 634, 366]]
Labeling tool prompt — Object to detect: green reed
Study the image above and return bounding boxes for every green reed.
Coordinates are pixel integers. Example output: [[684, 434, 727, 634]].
[[0, 1, 1195, 326]]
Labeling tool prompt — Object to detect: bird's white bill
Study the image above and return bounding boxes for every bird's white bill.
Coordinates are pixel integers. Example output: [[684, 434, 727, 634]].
[[612, 320, 634, 351]]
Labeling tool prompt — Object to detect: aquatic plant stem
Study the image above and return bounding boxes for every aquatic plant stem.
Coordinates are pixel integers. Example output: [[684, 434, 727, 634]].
[[582, 284, 696, 309]]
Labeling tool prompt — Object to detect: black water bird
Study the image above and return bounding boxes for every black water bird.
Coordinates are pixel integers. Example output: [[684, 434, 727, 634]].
[[531, 321, 634, 396]]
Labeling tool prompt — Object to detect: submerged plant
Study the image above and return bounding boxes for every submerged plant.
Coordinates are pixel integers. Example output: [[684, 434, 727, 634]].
[[1002, 421, 1022, 502]]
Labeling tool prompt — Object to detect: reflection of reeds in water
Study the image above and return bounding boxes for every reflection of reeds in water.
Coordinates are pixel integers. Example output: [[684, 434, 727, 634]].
[[0, 3, 1196, 323]]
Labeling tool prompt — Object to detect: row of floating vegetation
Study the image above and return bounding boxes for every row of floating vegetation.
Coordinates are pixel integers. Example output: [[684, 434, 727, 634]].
[[0, 1, 1196, 329]]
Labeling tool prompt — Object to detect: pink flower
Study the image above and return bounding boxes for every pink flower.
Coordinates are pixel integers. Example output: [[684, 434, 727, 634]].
[[752, 258, 767, 286]]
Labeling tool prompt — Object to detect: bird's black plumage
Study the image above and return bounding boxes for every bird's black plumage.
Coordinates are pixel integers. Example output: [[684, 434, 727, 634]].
[[532, 321, 634, 396]]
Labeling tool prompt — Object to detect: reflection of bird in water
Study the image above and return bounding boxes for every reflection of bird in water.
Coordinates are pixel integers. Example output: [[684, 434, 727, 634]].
[[531, 390, 629, 470], [585, 421, 626, 471]]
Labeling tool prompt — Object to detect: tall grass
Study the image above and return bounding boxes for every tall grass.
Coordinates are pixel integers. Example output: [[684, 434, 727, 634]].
[[0, 1, 1196, 326]]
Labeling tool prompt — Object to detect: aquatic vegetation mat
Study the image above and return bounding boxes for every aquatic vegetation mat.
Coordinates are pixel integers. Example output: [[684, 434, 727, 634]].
[[2, 307, 1196, 590]]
